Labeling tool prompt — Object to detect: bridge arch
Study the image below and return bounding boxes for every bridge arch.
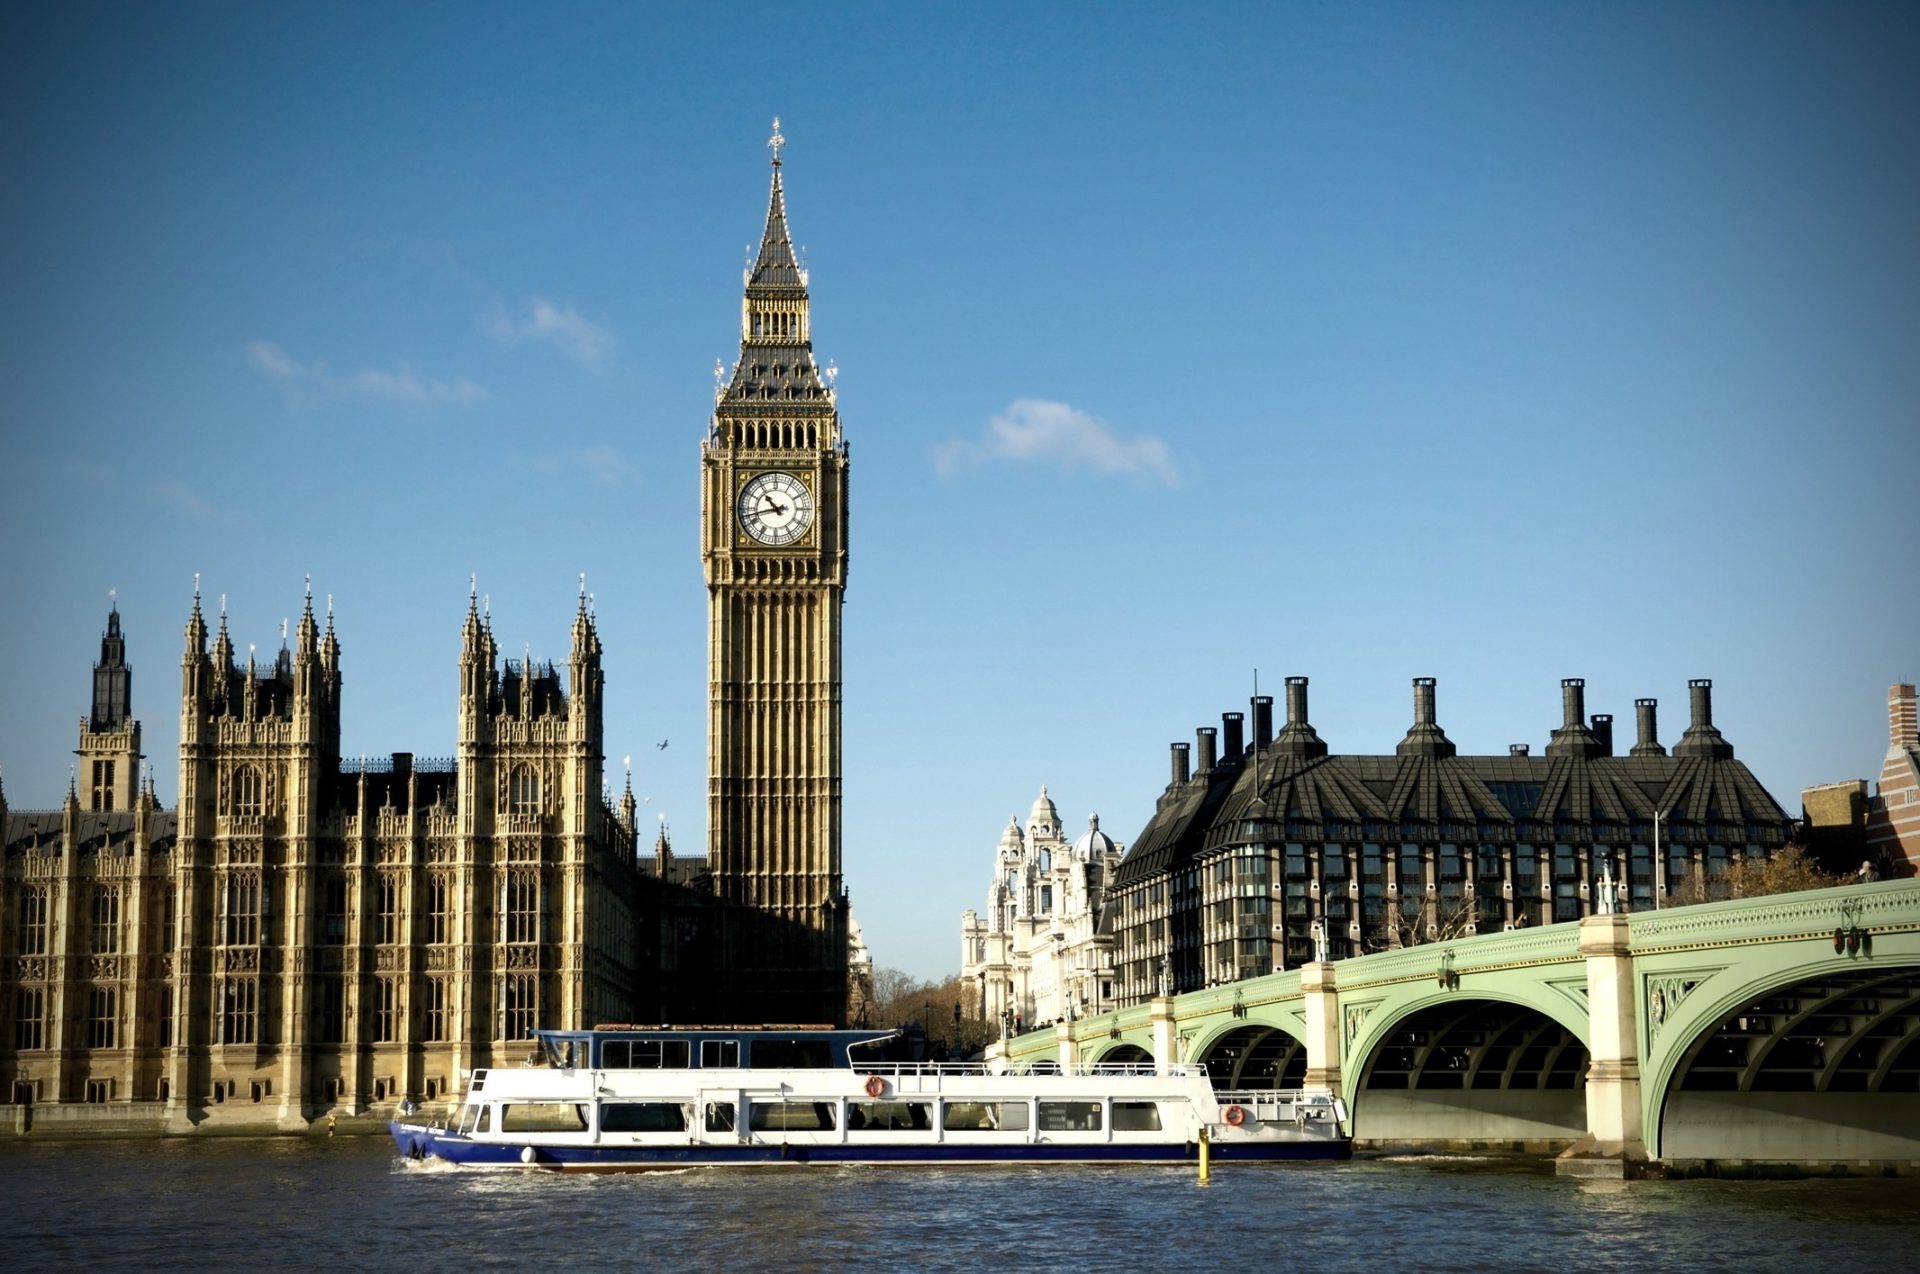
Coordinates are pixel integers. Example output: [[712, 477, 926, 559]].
[[1190, 1023, 1307, 1091], [1088, 1042, 1153, 1068], [1347, 992, 1591, 1150], [1649, 957, 1920, 1163]]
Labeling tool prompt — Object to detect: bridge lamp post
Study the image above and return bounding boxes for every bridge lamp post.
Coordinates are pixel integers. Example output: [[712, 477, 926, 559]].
[[1653, 809, 1669, 909]]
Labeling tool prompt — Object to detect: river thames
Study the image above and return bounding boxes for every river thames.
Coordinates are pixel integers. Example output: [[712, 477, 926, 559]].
[[2, 1139, 1917, 1271]]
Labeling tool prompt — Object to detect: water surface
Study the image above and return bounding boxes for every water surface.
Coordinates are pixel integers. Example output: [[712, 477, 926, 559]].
[[1, 1139, 1915, 1271]]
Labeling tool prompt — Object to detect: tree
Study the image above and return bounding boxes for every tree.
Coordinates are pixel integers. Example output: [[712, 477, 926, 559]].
[[1671, 843, 1843, 903]]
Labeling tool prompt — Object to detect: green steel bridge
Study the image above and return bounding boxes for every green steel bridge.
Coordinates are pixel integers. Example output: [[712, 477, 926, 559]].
[[1000, 879, 1920, 1174]]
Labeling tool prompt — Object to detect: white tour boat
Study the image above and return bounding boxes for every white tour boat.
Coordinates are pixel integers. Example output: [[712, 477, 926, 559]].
[[388, 1026, 1350, 1169]]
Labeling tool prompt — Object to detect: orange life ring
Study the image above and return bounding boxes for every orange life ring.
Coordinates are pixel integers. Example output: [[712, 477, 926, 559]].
[[1223, 1104, 1247, 1127], [864, 1074, 886, 1099]]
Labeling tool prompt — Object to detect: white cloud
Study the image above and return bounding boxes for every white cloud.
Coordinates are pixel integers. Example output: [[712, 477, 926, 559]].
[[246, 340, 309, 379], [490, 297, 615, 366], [934, 398, 1180, 485], [347, 366, 489, 406], [533, 445, 638, 487], [574, 445, 634, 486], [246, 339, 486, 407], [150, 479, 219, 521]]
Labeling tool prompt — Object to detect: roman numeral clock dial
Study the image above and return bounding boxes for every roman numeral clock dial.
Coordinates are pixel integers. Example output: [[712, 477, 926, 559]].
[[737, 471, 815, 546]]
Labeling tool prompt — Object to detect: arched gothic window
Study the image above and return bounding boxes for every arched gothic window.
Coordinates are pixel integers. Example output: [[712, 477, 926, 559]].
[[509, 764, 540, 816], [231, 764, 263, 817]]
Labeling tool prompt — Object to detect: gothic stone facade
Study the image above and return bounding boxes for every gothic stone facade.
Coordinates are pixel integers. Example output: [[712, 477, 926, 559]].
[[1110, 676, 1798, 1007], [0, 592, 644, 1130]]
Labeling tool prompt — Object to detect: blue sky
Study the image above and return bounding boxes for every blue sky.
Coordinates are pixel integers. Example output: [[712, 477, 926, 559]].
[[3, 3, 1916, 979]]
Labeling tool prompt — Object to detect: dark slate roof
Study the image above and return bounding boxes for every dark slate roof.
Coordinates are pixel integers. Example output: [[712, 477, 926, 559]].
[[3, 809, 177, 856], [1114, 745, 1795, 887], [749, 165, 804, 290]]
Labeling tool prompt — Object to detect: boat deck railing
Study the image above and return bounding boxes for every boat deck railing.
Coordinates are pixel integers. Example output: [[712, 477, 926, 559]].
[[1213, 1088, 1342, 1121], [856, 1061, 1204, 1080]]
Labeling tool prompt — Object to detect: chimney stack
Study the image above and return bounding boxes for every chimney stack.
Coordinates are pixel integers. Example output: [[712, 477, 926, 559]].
[[1252, 696, 1274, 749], [1562, 678, 1586, 729], [1673, 678, 1734, 759], [1275, 676, 1328, 757], [1396, 677, 1456, 758], [1222, 712, 1245, 760], [1892, 683, 1918, 751], [1195, 727, 1217, 775], [1170, 741, 1191, 786], [1589, 714, 1614, 757], [1631, 698, 1665, 757], [1546, 677, 1603, 758]]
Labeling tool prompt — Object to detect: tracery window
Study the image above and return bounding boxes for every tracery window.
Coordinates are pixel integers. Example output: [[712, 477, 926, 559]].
[[231, 764, 264, 817], [423, 977, 449, 1042], [14, 987, 45, 1051], [90, 759, 116, 811], [17, 887, 49, 955], [92, 885, 121, 954], [314, 977, 345, 1044], [220, 978, 257, 1044], [427, 873, 451, 945], [373, 978, 400, 1043], [501, 973, 538, 1041], [87, 986, 117, 1049], [378, 874, 401, 945], [504, 870, 540, 944], [322, 871, 348, 944], [508, 764, 540, 816], [221, 873, 261, 946]]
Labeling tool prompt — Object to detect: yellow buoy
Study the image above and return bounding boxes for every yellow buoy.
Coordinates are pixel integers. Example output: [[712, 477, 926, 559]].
[[1198, 1124, 1211, 1185]]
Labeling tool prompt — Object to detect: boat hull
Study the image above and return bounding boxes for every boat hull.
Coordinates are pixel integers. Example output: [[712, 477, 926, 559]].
[[388, 1121, 1349, 1170]]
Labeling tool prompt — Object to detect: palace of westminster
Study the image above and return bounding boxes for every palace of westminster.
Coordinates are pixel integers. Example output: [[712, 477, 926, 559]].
[[0, 125, 858, 1130]]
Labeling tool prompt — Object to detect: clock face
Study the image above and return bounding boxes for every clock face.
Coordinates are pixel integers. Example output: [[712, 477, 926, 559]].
[[738, 471, 815, 546]]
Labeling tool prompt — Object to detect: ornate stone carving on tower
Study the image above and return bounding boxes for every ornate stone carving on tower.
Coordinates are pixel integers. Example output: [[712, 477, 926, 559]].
[[700, 119, 850, 1024]]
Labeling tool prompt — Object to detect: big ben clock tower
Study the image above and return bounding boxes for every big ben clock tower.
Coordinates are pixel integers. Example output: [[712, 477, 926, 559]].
[[700, 120, 849, 1024]]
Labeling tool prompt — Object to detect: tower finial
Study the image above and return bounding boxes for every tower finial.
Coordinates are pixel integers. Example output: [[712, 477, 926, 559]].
[[578, 572, 587, 609], [219, 593, 227, 620], [109, 587, 117, 613], [326, 593, 334, 622], [305, 572, 313, 601], [769, 116, 785, 166]]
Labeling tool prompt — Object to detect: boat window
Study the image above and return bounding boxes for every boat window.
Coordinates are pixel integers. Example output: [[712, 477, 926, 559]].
[[749, 1040, 833, 1069], [1038, 1101, 1103, 1132], [704, 1101, 736, 1132], [748, 1100, 838, 1132], [499, 1102, 588, 1133], [602, 1040, 692, 1070], [600, 1102, 689, 1133], [700, 1040, 741, 1068], [1112, 1102, 1162, 1132], [846, 1101, 933, 1132], [475, 1105, 491, 1133], [942, 1101, 1029, 1133]]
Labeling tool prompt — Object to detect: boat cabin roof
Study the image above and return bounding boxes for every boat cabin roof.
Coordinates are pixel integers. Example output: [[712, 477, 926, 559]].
[[533, 1027, 897, 1070]]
